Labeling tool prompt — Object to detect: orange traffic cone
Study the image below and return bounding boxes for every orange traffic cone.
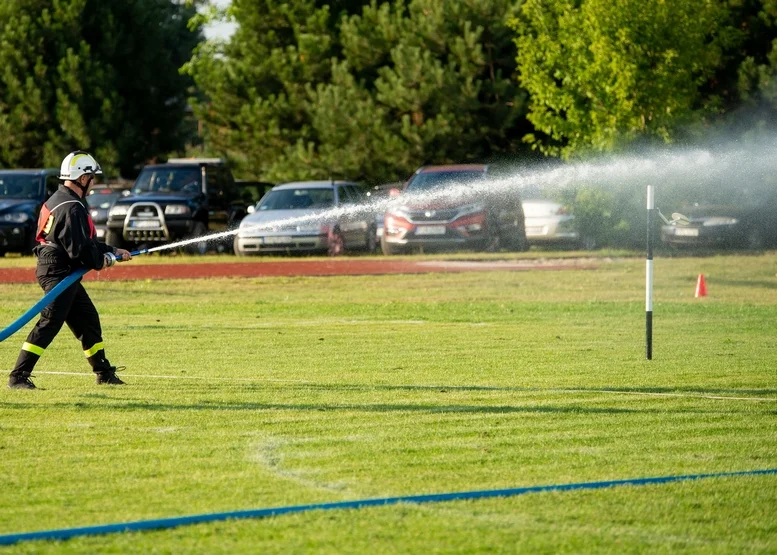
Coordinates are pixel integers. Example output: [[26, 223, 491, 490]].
[[695, 274, 707, 298]]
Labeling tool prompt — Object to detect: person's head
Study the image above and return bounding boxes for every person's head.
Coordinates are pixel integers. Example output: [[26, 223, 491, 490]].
[[59, 150, 102, 196]]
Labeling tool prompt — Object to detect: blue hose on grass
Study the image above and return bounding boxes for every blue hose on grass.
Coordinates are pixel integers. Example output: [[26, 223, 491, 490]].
[[0, 468, 775, 546], [0, 249, 146, 343]]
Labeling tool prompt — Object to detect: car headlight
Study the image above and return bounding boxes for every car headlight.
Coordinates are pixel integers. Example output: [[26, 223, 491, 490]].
[[385, 213, 414, 234], [238, 220, 264, 236], [0, 212, 30, 223], [164, 204, 190, 216], [109, 205, 129, 217]]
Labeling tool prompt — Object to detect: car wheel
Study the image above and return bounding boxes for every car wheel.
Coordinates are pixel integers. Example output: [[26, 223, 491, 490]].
[[745, 228, 764, 250], [328, 228, 345, 257], [380, 235, 400, 255], [185, 221, 209, 255], [365, 225, 377, 252], [501, 227, 529, 252], [481, 234, 500, 252], [105, 229, 126, 250]]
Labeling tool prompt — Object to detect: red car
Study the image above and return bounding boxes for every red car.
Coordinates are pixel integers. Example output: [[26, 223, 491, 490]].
[[380, 165, 528, 255]]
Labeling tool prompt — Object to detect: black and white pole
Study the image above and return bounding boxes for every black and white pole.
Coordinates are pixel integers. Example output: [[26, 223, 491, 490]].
[[646, 184, 655, 360]]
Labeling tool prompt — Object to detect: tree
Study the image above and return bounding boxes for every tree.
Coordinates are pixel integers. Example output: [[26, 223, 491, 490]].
[[718, 0, 777, 134], [184, 0, 338, 178], [0, 0, 202, 176], [342, 0, 530, 177], [511, 0, 737, 159], [185, 0, 530, 184]]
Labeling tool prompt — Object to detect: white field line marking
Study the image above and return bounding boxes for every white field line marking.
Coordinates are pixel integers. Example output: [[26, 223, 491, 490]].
[[35, 371, 309, 383], [559, 388, 777, 403], [250, 438, 351, 493], [34, 372, 777, 401]]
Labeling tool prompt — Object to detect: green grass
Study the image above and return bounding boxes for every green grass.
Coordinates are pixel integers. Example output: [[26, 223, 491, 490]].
[[1, 252, 776, 553]]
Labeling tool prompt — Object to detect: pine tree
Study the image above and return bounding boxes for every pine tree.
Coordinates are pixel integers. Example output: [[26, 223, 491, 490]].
[[186, 0, 530, 184], [0, 0, 202, 176]]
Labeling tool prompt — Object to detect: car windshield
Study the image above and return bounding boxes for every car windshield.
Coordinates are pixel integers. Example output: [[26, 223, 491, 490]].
[[86, 190, 123, 209], [406, 171, 485, 193], [0, 174, 42, 199], [132, 167, 201, 194], [258, 188, 335, 210]]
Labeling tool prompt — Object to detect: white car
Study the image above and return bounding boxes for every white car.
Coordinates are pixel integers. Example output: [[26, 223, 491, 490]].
[[522, 199, 580, 246], [234, 181, 376, 256]]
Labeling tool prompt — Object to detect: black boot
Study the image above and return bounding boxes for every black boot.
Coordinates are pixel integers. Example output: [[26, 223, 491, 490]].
[[95, 366, 126, 385], [8, 374, 36, 390]]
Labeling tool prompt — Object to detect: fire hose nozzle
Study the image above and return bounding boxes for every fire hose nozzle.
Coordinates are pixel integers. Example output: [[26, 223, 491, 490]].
[[114, 249, 147, 264]]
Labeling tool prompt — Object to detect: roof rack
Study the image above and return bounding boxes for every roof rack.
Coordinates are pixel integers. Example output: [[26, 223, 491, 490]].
[[166, 158, 225, 164]]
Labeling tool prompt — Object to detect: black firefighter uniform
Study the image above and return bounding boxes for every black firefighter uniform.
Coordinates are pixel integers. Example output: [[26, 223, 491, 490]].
[[10, 185, 118, 379]]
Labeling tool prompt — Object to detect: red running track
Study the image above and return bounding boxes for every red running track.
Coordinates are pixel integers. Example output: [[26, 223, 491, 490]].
[[0, 259, 598, 284]]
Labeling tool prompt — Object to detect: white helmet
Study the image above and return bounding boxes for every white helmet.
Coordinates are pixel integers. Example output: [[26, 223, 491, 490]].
[[59, 150, 103, 181]]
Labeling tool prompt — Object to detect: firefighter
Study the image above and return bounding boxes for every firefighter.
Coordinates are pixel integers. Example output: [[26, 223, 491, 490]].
[[7, 151, 132, 389]]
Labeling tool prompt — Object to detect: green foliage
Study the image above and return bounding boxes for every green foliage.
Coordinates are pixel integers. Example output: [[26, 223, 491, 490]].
[[4, 0, 777, 186], [184, 0, 342, 180], [0, 0, 202, 176], [726, 0, 777, 133], [185, 0, 529, 184], [512, 0, 737, 159], [558, 186, 625, 248]]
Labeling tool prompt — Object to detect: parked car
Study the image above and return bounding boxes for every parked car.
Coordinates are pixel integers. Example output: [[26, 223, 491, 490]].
[[0, 168, 60, 256], [661, 196, 777, 249], [234, 181, 376, 256], [522, 199, 579, 247], [86, 185, 130, 240], [381, 165, 527, 255], [106, 158, 246, 254]]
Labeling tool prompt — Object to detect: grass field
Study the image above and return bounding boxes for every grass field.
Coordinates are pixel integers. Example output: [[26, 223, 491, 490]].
[[1, 252, 776, 553]]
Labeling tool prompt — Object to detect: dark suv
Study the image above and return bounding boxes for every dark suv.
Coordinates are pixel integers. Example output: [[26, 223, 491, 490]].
[[0, 168, 60, 256], [105, 158, 246, 253], [381, 165, 528, 255]]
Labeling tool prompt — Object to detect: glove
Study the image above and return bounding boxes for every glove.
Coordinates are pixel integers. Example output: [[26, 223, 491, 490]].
[[103, 252, 117, 268]]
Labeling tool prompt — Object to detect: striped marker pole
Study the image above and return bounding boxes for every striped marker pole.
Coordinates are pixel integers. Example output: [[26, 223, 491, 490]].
[[646, 184, 655, 360]]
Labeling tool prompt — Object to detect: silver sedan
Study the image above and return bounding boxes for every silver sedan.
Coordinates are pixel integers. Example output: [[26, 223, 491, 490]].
[[522, 199, 581, 246], [234, 181, 377, 256]]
